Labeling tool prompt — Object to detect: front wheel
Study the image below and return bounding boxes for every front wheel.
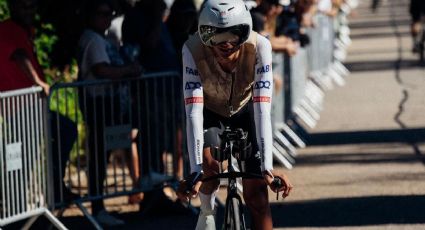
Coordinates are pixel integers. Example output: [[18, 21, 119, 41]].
[[224, 196, 245, 230]]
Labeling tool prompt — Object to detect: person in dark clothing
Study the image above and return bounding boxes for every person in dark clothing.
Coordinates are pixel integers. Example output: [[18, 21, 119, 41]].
[[166, 0, 198, 65], [122, 0, 179, 72]]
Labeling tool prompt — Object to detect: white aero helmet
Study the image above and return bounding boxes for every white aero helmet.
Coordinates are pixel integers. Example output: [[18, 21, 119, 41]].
[[198, 0, 253, 47]]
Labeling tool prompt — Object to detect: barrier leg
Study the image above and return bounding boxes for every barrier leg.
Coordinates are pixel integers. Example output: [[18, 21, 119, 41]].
[[274, 131, 297, 158], [22, 215, 40, 230], [272, 145, 294, 169], [293, 107, 317, 129], [43, 209, 68, 230], [75, 202, 103, 230], [275, 123, 306, 148]]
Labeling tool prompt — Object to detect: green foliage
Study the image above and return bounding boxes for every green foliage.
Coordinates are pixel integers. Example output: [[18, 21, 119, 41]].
[[34, 22, 58, 72], [0, 0, 9, 20], [49, 87, 86, 163]]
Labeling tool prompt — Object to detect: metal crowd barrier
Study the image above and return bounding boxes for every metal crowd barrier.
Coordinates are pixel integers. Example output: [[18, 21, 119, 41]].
[[271, 8, 355, 169], [0, 86, 66, 229], [47, 72, 183, 229]]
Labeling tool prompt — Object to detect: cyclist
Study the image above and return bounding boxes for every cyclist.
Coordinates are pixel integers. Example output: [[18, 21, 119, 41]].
[[410, 0, 425, 52], [177, 0, 293, 229]]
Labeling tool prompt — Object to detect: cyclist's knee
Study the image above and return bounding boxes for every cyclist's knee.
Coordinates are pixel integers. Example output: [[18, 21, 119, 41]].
[[200, 179, 220, 194], [243, 180, 269, 213], [245, 193, 269, 211]]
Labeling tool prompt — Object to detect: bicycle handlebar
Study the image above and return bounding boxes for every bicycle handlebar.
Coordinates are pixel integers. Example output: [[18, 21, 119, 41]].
[[202, 171, 263, 183]]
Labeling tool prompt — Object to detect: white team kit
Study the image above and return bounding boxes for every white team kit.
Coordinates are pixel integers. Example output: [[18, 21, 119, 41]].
[[178, 0, 291, 229], [182, 32, 274, 174]]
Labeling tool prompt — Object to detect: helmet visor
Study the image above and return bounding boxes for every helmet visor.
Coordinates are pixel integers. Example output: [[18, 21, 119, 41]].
[[199, 24, 250, 46]]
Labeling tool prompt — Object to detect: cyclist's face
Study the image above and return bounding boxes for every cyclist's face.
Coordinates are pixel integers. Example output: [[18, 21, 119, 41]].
[[211, 41, 240, 59]]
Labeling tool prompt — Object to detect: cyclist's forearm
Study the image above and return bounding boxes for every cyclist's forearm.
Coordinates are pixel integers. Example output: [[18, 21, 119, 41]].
[[183, 44, 204, 173], [186, 111, 204, 173], [253, 35, 274, 171]]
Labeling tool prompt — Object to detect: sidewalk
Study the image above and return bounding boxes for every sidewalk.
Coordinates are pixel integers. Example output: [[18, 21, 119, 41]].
[[274, 0, 425, 229]]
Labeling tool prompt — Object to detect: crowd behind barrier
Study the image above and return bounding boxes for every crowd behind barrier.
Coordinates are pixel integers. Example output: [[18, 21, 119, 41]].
[[270, 0, 356, 169], [47, 72, 183, 229], [0, 0, 359, 229]]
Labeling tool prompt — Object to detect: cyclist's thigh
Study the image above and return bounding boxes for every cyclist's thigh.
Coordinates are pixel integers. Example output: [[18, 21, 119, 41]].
[[230, 102, 262, 175], [242, 178, 269, 206]]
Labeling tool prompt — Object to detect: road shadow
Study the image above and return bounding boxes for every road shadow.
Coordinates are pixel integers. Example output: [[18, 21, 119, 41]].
[[306, 128, 425, 146], [271, 195, 425, 228], [349, 19, 411, 29], [296, 152, 423, 166], [3, 201, 199, 230], [344, 60, 421, 72], [350, 31, 410, 39]]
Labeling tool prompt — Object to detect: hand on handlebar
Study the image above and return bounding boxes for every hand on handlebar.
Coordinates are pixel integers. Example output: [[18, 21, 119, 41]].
[[176, 172, 203, 203], [263, 170, 293, 199]]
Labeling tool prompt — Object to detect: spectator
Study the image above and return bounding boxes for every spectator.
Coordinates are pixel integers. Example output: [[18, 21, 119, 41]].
[[122, 0, 178, 182], [76, 0, 142, 226], [251, 0, 299, 95], [0, 0, 78, 205], [0, 0, 49, 94], [166, 0, 198, 65], [122, 0, 179, 72], [165, 0, 198, 180], [251, 0, 298, 56], [295, 0, 316, 27], [106, 0, 145, 205], [122, 1, 187, 215]]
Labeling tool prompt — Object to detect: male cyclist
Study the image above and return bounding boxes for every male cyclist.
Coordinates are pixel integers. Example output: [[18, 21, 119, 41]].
[[410, 0, 425, 52], [177, 0, 293, 229]]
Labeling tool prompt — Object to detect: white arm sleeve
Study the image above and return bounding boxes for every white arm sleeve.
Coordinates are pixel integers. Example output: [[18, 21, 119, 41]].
[[253, 35, 274, 171], [182, 44, 204, 173]]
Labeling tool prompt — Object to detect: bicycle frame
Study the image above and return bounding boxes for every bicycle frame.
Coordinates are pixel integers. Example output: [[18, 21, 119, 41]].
[[202, 128, 262, 230], [224, 141, 246, 230]]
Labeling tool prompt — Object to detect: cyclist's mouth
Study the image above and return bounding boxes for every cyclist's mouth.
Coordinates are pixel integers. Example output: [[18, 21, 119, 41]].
[[215, 46, 238, 57]]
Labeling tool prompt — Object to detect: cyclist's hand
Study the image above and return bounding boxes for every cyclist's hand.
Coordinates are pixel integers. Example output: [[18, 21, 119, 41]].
[[263, 170, 293, 199], [176, 172, 203, 202]]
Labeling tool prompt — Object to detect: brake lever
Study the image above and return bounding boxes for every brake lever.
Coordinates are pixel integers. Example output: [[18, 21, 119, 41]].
[[272, 177, 283, 200]]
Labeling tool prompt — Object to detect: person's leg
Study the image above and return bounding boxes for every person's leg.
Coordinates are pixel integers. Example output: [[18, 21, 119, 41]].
[[195, 126, 223, 230], [50, 112, 78, 203], [127, 129, 144, 204], [86, 97, 106, 215], [243, 179, 273, 230], [196, 147, 221, 230], [410, 0, 422, 51], [242, 101, 273, 229], [174, 126, 184, 180]]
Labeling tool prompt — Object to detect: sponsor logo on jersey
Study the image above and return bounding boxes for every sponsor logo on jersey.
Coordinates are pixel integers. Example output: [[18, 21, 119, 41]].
[[185, 97, 204, 105], [185, 67, 199, 76], [196, 139, 202, 164], [253, 96, 271, 103], [256, 65, 270, 74], [185, 82, 202, 90], [254, 80, 271, 89]]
